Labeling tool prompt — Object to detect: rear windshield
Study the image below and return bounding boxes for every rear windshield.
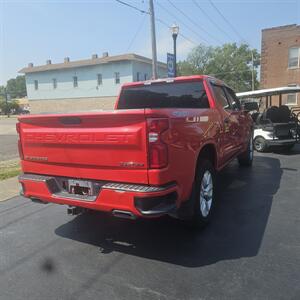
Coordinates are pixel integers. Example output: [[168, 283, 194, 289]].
[[117, 81, 209, 109]]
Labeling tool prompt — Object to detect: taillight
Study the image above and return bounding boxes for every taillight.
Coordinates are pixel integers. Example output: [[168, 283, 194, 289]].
[[16, 123, 24, 160], [18, 140, 24, 160], [147, 118, 169, 169]]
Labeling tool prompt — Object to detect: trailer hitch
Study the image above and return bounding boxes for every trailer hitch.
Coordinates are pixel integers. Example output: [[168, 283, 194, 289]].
[[67, 206, 87, 216]]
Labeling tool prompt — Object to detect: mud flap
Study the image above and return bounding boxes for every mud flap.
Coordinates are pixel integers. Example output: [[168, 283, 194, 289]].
[[174, 183, 196, 220]]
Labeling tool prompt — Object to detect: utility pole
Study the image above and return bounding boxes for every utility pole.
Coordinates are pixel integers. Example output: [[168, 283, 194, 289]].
[[149, 0, 158, 79], [251, 51, 255, 91]]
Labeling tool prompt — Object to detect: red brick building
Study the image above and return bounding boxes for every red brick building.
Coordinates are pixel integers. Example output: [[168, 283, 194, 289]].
[[260, 24, 300, 106]]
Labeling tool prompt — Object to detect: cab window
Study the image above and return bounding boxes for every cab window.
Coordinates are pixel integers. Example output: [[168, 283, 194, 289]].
[[118, 81, 209, 109], [224, 87, 241, 111], [212, 84, 230, 110]]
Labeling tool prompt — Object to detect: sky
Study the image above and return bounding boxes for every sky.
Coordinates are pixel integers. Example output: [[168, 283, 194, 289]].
[[0, 0, 299, 85]]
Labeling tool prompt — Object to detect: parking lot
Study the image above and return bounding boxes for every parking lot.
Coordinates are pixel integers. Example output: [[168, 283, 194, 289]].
[[0, 146, 299, 300]]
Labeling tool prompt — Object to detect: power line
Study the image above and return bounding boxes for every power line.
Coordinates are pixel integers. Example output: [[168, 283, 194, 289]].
[[192, 0, 234, 42], [115, 0, 149, 14], [166, 0, 223, 44], [208, 0, 248, 43], [155, 17, 198, 46], [126, 15, 147, 51], [209, 69, 253, 76], [116, 0, 199, 51], [178, 33, 199, 47], [156, 1, 210, 44]]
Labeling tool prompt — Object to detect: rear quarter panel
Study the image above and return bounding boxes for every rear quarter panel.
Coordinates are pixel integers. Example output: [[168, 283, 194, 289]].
[[145, 108, 220, 202]]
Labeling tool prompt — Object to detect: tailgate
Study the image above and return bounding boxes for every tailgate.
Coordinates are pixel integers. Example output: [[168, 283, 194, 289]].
[[18, 110, 148, 182]]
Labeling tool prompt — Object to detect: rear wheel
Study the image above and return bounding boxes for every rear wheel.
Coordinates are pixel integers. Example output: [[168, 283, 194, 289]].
[[238, 133, 254, 166], [186, 159, 217, 229], [253, 136, 267, 152]]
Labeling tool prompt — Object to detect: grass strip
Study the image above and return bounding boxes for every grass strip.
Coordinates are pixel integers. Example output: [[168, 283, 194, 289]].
[[0, 159, 21, 181]]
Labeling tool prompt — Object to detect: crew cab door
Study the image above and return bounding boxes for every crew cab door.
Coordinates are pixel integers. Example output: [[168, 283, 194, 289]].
[[223, 87, 245, 150], [211, 83, 240, 164]]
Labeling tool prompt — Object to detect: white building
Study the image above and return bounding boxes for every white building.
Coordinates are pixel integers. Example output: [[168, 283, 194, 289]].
[[19, 53, 167, 113]]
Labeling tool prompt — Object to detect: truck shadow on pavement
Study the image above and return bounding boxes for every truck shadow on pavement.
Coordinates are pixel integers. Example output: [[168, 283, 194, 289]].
[[264, 144, 300, 156], [55, 156, 282, 267]]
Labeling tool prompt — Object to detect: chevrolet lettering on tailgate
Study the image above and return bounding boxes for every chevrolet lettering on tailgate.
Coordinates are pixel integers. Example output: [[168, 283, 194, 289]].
[[23, 132, 137, 144]]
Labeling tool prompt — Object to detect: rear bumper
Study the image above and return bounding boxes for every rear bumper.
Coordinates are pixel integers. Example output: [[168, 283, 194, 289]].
[[19, 173, 178, 218]]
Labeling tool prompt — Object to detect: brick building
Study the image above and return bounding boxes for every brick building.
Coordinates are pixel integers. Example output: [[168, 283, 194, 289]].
[[260, 24, 300, 107]]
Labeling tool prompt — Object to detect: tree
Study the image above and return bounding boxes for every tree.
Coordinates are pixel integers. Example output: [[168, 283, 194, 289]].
[[177, 43, 260, 92], [177, 45, 215, 75], [0, 100, 20, 114], [0, 86, 4, 102], [6, 75, 27, 98]]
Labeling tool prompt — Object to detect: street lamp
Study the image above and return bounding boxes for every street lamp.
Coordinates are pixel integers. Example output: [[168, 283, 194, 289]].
[[171, 24, 179, 77]]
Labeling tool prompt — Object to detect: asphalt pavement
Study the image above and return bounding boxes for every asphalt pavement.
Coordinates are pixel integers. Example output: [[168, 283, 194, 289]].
[[0, 146, 300, 300]]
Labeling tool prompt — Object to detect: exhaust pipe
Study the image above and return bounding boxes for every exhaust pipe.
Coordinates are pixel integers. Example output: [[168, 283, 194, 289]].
[[67, 206, 86, 216], [112, 210, 136, 220]]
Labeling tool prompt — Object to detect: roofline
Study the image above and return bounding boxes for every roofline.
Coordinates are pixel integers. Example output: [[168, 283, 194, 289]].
[[236, 86, 300, 99], [19, 53, 167, 74], [262, 24, 299, 32]]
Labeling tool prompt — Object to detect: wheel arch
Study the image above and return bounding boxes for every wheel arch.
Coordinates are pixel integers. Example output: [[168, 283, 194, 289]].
[[195, 143, 218, 177]]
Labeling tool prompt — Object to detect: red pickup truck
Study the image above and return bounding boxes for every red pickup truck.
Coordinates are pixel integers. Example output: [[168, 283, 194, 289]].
[[17, 75, 253, 228]]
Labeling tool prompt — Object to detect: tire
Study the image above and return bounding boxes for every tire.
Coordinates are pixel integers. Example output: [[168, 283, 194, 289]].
[[185, 159, 217, 229], [253, 136, 267, 152], [238, 133, 254, 166]]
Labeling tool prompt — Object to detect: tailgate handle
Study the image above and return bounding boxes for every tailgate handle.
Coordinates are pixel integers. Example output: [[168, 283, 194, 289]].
[[59, 117, 82, 125]]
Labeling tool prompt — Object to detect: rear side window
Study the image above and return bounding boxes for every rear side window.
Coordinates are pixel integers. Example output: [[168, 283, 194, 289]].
[[212, 85, 230, 109], [117, 81, 209, 109], [224, 87, 241, 110]]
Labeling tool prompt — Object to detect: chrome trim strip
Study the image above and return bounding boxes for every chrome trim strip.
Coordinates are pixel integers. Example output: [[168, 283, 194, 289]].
[[52, 191, 96, 202], [19, 173, 176, 194], [19, 174, 53, 182], [102, 182, 174, 193]]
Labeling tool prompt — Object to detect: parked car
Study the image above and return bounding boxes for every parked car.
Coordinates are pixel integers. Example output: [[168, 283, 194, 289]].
[[17, 75, 253, 228]]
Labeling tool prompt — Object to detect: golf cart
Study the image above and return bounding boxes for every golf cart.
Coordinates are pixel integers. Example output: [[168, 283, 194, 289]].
[[237, 87, 300, 152]]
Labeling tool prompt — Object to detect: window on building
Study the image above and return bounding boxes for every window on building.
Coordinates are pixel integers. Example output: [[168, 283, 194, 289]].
[[115, 72, 120, 84], [144, 73, 148, 80], [34, 80, 38, 90], [97, 74, 102, 86], [287, 84, 298, 105], [288, 47, 299, 68], [73, 76, 78, 88], [137, 72, 140, 81], [53, 78, 57, 89]]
